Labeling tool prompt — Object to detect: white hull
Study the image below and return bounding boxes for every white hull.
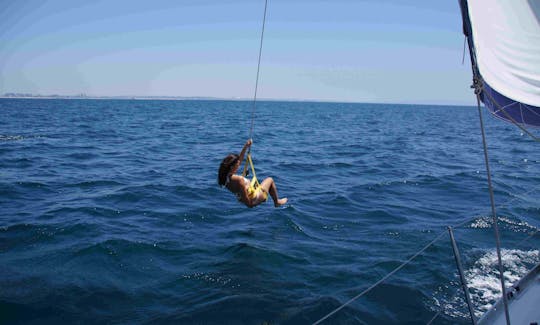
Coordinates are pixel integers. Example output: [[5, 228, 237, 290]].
[[478, 263, 540, 324]]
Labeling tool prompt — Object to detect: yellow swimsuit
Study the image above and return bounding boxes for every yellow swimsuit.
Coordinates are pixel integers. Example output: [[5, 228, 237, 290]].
[[228, 175, 267, 202]]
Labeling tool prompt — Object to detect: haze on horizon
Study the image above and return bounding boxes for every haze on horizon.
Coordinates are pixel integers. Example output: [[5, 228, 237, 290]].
[[0, 0, 475, 106]]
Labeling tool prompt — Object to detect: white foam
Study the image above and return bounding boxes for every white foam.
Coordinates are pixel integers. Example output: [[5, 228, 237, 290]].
[[470, 216, 491, 229], [0, 135, 24, 141], [469, 216, 538, 233], [182, 271, 234, 286], [432, 248, 540, 320], [465, 248, 540, 317]]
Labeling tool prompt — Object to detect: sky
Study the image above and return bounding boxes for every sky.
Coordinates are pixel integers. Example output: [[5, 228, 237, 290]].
[[0, 0, 476, 105]]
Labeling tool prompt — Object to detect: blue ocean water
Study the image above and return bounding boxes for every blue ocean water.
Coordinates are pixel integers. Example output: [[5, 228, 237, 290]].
[[1, 98, 539, 324]]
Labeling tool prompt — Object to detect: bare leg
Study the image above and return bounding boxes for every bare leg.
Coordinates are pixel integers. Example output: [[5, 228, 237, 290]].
[[260, 177, 288, 207]]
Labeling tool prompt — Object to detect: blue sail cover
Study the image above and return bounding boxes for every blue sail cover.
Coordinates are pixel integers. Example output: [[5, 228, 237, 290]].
[[460, 0, 540, 127]]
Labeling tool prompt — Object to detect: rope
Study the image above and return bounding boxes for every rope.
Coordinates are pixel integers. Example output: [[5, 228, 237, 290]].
[[249, 0, 269, 141], [475, 88, 512, 325], [312, 231, 447, 325]]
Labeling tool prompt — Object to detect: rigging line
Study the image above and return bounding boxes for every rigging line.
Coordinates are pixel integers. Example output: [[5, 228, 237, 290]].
[[426, 228, 540, 325], [314, 180, 538, 325], [313, 231, 447, 325], [493, 185, 540, 211], [313, 179, 538, 325], [449, 184, 540, 230], [249, 0, 269, 141], [314, 80, 536, 325], [313, 181, 539, 325], [524, 102, 540, 118], [462, 36, 467, 65], [452, 184, 540, 230], [482, 83, 540, 142], [475, 90, 512, 325], [513, 228, 540, 250]]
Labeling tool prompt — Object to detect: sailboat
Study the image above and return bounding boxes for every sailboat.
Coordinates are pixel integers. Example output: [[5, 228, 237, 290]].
[[458, 0, 540, 324]]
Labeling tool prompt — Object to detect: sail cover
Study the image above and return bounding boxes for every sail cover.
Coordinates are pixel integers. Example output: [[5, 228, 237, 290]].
[[460, 0, 540, 127]]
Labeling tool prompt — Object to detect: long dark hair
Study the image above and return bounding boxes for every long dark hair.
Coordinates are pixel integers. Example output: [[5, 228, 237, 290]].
[[218, 154, 239, 187]]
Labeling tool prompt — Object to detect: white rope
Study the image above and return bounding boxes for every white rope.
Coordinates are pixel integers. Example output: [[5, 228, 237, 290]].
[[249, 0, 268, 141]]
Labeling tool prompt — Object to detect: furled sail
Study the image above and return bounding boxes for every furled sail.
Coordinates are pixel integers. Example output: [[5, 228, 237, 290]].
[[460, 0, 540, 127]]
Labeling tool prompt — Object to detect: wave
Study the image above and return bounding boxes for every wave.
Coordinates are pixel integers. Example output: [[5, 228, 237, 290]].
[[65, 152, 100, 160], [217, 241, 308, 265], [468, 215, 539, 233], [307, 282, 440, 324], [2, 99, 538, 324], [361, 209, 409, 225], [65, 179, 125, 189], [70, 238, 176, 258], [0, 181, 55, 200], [0, 135, 25, 141], [438, 248, 540, 319]]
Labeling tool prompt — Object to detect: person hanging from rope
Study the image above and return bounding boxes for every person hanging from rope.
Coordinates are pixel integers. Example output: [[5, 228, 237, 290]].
[[218, 139, 287, 208]]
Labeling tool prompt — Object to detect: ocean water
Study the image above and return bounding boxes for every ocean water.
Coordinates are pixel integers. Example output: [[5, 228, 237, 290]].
[[1, 98, 539, 324]]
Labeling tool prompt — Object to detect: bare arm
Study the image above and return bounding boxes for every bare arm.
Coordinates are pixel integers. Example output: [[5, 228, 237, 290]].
[[238, 139, 252, 165]]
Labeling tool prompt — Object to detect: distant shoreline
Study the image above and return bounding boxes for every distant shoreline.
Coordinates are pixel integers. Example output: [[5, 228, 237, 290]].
[[0, 95, 320, 102], [0, 95, 226, 101], [0, 95, 473, 107]]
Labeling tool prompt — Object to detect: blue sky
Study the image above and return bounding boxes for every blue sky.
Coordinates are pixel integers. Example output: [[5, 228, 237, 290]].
[[0, 0, 475, 105]]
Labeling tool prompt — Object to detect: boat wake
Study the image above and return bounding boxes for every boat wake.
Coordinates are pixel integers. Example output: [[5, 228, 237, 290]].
[[434, 248, 540, 319], [466, 248, 540, 317]]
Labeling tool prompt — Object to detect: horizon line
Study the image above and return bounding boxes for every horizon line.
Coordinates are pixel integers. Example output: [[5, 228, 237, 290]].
[[0, 93, 475, 107]]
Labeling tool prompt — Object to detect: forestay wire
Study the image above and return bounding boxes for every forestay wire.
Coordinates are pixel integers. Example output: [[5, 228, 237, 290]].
[[249, 0, 269, 142], [312, 231, 447, 325], [426, 225, 540, 325], [312, 183, 540, 324]]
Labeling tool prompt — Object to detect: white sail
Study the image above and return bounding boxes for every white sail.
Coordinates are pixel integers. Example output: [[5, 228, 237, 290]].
[[467, 0, 540, 107]]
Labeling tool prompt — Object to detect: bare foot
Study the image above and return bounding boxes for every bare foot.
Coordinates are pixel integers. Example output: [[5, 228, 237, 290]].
[[275, 198, 288, 207]]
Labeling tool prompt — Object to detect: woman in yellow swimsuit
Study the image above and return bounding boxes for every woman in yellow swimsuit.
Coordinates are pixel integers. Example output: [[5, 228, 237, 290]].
[[218, 139, 288, 208]]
